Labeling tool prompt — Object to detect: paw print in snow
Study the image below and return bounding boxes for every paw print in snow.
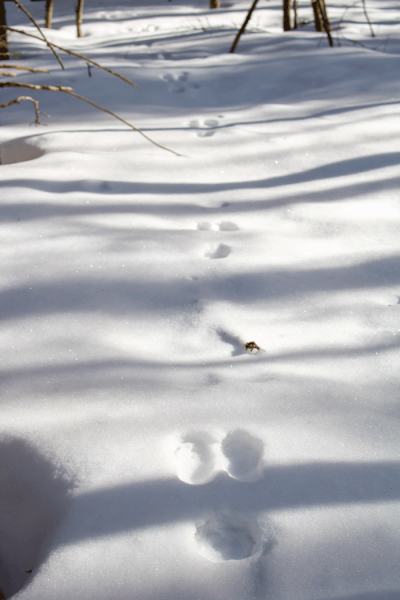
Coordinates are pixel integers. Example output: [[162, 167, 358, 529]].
[[175, 429, 263, 485], [195, 512, 259, 562], [161, 71, 199, 93], [205, 243, 231, 259], [174, 430, 267, 562], [189, 118, 219, 137], [197, 221, 239, 231], [174, 432, 218, 485], [221, 430, 264, 482]]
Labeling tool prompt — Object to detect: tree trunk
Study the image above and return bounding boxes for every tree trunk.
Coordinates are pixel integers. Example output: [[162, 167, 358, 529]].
[[283, 0, 291, 31], [230, 0, 260, 53], [0, 0, 8, 61], [311, 0, 323, 32], [210, 0, 220, 8], [318, 0, 333, 45], [319, 0, 331, 32], [45, 0, 53, 29], [76, 0, 84, 38]]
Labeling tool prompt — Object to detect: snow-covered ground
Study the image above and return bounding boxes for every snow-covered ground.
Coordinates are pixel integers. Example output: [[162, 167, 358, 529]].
[[1, 1, 400, 599]]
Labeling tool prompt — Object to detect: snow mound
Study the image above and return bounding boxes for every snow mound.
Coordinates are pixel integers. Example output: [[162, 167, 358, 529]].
[[0, 137, 44, 165], [0, 438, 74, 598]]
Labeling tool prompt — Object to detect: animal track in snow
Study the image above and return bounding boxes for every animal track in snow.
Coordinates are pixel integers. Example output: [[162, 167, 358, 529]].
[[174, 432, 218, 485], [205, 243, 231, 259], [197, 221, 239, 231], [221, 430, 264, 482], [197, 221, 218, 231], [161, 71, 199, 93], [219, 221, 239, 231], [195, 513, 258, 562], [174, 429, 263, 483], [189, 118, 219, 137]]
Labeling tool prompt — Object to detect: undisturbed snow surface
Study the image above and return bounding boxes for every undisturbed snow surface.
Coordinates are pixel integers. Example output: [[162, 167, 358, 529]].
[[0, 1, 400, 599]]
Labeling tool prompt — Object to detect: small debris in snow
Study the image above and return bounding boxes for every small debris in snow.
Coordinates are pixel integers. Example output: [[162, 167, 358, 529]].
[[245, 341, 263, 353]]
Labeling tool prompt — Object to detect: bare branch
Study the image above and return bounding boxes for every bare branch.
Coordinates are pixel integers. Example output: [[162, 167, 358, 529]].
[[76, 0, 84, 38], [6, 27, 139, 88], [45, 0, 54, 30], [0, 63, 49, 73], [0, 94, 48, 124], [11, 0, 65, 69], [0, 81, 179, 156], [0, 81, 73, 92], [0, 71, 18, 76]]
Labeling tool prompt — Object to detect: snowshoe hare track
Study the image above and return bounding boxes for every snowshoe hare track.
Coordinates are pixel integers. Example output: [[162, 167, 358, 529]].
[[195, 513, 258, 562], [189, 118, 219, 137], [197, 221, 239, 258], [205, 243, 231, 259], [174, 430, 263, 484], [161, 71, 199, 93], [174, 432, 218, 485], [197, 221, 239, 231], [221, 430, 264, 482], [174, 430, 264, 561]]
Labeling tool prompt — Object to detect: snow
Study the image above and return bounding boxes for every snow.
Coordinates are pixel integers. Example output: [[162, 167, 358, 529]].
[[0, 0, 400, 599]]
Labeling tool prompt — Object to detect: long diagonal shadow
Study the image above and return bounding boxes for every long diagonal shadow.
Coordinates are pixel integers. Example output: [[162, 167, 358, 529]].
[[64, 461, 400, 546], [1, 153, 399, 198], [0, 254, 399, 322]]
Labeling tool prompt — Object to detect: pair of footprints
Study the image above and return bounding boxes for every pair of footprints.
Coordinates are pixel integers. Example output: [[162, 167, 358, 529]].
[[174, 430, 264, 563], [197, 221, 239, 260], [161, 71, 199, 93], [189, 118, 219, 137], [174, 429, 263, 485]]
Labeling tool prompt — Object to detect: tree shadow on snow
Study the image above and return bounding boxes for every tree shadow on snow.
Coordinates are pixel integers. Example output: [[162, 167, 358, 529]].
[[0, 254, 399, 323], [1, 328, 400, 396], [61, 460, 400, 546], [1, 152, 399, 203]]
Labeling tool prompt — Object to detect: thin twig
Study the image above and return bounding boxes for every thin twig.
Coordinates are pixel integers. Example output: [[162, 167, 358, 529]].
[[6, 27, 139, 88], [0, 71, 18, 76], [0, 81, 179, 155], [230, 0, 260, 53], [11, 0, 65, 69], [340, 35, 384, 52], [335, 0, 359, 45], [0, 63, 49, 73], [0, 95, 48, 124], [0, 81, 73, 92], [361, 0, 375, 37]]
